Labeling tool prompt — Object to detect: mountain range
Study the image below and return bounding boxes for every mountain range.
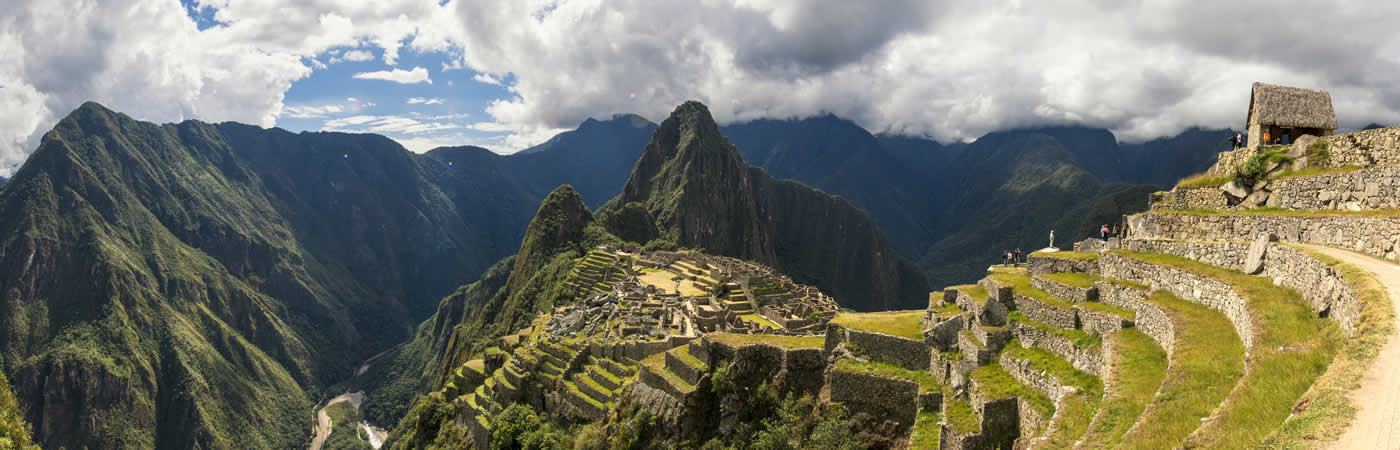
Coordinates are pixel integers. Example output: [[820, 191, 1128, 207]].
[[0, 99, 1232, 448]]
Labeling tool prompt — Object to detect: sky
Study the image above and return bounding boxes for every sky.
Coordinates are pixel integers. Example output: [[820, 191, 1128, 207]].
[[1, 0, 1399, 177]]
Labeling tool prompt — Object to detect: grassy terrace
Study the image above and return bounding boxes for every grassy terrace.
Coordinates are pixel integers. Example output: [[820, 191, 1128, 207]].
[[1040, 271, 1100, 289], [945, 396, 981, 435], [928, 301, 963, 317], [1262, 247, 1395, 447], [704, 332, 824, 350], [1077, 301, 1136, 320], [960, 329, 986, 350], [1174, 172, 1234, 189], [1003, 340, 1105, 448], [947, 284, 990, 305], [1152, 207, 1400, 219], [1113, 250, 1342, 448], [1116, 289, 1245, 450], [1079, 329, 1168, 448], [833, 358, 939, 393], [669, 346, 705, 371], [911, 410, 941, 448], [737, 312, 780, 330], [1103, 278, 1148, 291], [641, 352, 695, 392], [1029, 250, 1100, 261], [989, 269, 1076, 310], [1008, 311, 1100, 349], [970, 364, 1055, 421], [830, 310, 926, 340]]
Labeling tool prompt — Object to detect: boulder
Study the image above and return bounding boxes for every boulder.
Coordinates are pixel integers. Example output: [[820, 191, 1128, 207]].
[[1291, 155, 1309, 171], [1242, 190, 1270, 208], [1244, 233, 1273, 274], [1288, 135, 1319, 158], [1221, 181, 1249, 200]]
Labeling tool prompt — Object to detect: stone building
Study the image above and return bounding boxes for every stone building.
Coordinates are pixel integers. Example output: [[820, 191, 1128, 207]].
[[1246, 82, 1337, 151]]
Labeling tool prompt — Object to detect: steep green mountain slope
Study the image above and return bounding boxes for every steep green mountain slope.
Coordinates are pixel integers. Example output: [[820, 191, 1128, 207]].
[[507, 114, 658, 208], [0, 371, 36, 449], [1119, 127, 1234, 188], [371, 185, 618, 442], [917, 129, 1158, 285], [606, 101, 930, 311], [723, 116, 936, 259], [0, 103, 537, 448]]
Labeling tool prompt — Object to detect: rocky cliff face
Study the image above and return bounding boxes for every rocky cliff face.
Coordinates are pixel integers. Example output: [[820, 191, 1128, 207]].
[[611, 101, 929, 310]]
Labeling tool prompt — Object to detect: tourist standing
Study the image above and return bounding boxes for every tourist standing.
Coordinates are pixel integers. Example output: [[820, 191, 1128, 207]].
[[1101, 224, 1109, 241], [1015, 248, 1022, 265], [1232, 132, 1243, 150]]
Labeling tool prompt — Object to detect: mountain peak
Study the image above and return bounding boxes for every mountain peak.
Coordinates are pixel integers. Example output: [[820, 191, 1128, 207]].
[[509, 184, 594, 294]]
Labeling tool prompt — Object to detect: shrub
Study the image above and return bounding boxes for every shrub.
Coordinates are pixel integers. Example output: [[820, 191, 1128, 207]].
[[491, 404, 543, 450]]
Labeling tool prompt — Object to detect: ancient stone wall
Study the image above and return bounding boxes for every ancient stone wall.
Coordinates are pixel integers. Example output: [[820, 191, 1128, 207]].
[[1154, 186, 1231, 210], [1028, 254, 1099, 275], [928, 314, 967, 352], [1318, 126, 1400, 168], [1122, 239, 1357, 335], [1077, 309, 1132, 336], [1131, 212, 1400, 262], [1032, 277, 1097, 303], [1166, 164, 1400, 212], [999, 352, 1063, 401], [1011, 294, 1078, 330], [1096, 281, 1174, 360], [842, 328, 931, 371], [1098, 253, 1255, 350], [1010, 322, 1104, 375], [826, 370, 919, 427], [1265, 165, 1400, 210]]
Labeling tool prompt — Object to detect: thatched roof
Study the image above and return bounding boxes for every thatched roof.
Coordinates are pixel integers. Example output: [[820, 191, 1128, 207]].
[[1247, 82, 1338, 129]]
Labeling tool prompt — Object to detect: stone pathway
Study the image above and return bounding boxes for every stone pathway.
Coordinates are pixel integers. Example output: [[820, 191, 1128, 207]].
[[1300, 245, 1400, 450]]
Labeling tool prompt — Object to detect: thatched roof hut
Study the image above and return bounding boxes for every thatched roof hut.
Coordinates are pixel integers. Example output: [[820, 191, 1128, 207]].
[[1246, 82, 1337, 150]]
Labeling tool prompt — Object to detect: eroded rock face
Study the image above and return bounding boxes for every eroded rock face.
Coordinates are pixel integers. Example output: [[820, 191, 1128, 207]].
[[1244, 233, 1273, 274]]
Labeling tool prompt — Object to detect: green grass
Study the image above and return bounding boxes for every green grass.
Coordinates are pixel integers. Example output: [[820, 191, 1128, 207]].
[[1174, 172, 1235, 189], [705, 332, 825, 350], [1030, 251, 1101, 261], [1263, 247, 1392, 447], [970, 364, 1055, 420], [1273, 164, 1364, 180], [669, 346, 706, 371], [737, 312, 780, 329], [1077, 301, 1136, 320], [1116, 290, 1246, 450], [833, 358, 940, 393], [960, 329, 986, 350], [947, 284, 990, 305], [928, 301, 963, 316], [1041, 271, 1100, 289], [1078, 329, 1168, 449], [945, 397, 981, 435], [989, 269, 1075, 310], [324, 402, 372, 449], [1111, 250, 1343, 448], [1104, 278, 1148, 291], [1003, 340, 1105, 447], [830, 310, 926, 340], [641, 353, 695, 393], [1008, 311, 1101, 349], [911, 410, 941, 448]]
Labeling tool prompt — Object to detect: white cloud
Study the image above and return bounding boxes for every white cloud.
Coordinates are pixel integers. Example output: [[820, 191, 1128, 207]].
[[324, 114, 463, 135], [472, 73, 503, 86], [283, 104, 344, 118], [5, 0, 1400, 175], [407, 97, 445, 105], [352, 67, 431, 84], [341, 49, 374, 62]]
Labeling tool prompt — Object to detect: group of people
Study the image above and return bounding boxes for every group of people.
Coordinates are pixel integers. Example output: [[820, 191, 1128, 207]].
[[1003, 248, 1024, 266], [1100, 223, 1128, 241]]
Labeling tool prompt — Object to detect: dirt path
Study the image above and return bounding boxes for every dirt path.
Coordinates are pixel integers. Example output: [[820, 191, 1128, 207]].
[[1300, 245, 1400, 449], [309, 392, 365, 450]]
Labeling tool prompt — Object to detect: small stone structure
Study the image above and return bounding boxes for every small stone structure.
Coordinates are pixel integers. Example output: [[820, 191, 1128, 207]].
[[1245, 82, 1337, 153]]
